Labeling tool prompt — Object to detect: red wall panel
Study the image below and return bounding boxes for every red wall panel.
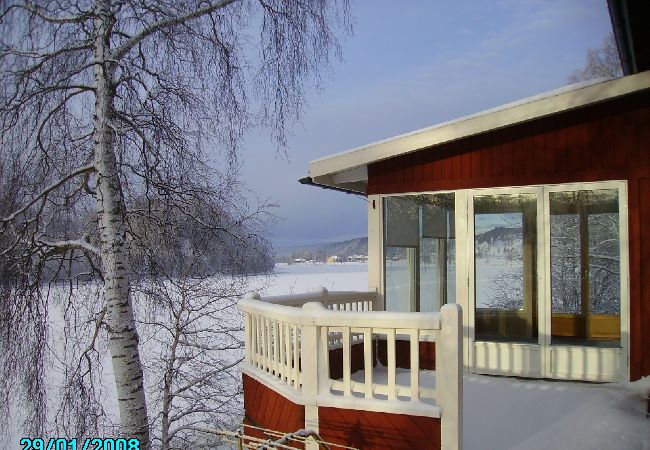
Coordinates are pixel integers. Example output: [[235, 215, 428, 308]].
[[243, 374, 305, 448], [369, 92, 650, 194], [319, 406, 441, 450]]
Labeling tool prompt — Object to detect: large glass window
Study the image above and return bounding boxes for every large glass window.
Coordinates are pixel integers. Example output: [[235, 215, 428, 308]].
[[384, 194, 455, 312], [550, 189, 620, 346], [474, 193, 538, 343]]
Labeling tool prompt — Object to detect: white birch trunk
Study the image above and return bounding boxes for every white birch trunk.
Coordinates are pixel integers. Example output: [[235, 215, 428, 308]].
[[93, 1, 150, 446]]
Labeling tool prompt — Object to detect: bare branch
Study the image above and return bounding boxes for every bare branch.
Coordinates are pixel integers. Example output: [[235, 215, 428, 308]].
[[112, 0, 239, 61], [3, 3, 91, 24], [36, 237, 101, 258], [0, 164, 95, 224]]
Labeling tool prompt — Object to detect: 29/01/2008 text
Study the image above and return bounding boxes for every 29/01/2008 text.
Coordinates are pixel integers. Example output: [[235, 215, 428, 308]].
[[20, 438, 140, 450]]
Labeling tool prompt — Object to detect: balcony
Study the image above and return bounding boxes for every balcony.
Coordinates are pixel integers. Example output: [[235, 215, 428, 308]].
[[238, 289, 462, 450]]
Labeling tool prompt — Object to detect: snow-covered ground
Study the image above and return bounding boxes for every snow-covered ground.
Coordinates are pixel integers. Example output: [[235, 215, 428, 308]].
[[349, 367, 649, 450], [5, 263, 648, 449], [462, 373, 649, 450], [272, 263, 649, 450]]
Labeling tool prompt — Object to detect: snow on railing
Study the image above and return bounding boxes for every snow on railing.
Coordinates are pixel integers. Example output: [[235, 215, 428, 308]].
[[257, 287, 376, 311], [238, 289, 462, 450]]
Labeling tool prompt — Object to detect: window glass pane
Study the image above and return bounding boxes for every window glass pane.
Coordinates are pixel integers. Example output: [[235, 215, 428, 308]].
[[550, 189, 620, 347], [474, 193, 537, 343], [384, 194, 455, 312], [385, 247, 416, 312]]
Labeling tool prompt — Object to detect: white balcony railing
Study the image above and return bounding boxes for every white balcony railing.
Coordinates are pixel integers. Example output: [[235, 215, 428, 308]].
[[238, 288, 462, 450]]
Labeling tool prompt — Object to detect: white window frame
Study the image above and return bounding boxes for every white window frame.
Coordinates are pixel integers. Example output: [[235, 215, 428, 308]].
[[542, 180, 629, 380], [375, 180, 630, 381]]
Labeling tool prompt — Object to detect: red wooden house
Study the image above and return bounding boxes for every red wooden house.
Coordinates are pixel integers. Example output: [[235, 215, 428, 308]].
[[239, 4, 650, 449]]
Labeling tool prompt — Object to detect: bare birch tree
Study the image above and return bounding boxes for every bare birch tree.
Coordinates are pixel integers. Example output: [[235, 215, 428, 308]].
[[569, 32, 623, 82], [0, 0, 350, 447]]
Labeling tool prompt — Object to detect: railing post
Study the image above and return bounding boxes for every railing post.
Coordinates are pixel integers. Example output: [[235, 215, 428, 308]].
[[439, 304, 463, 450], [243, 292, 261, 365], [301, 302, 327, 450]]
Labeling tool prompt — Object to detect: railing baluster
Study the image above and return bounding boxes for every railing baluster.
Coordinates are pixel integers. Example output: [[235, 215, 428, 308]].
[[254, 315, 260, 367], [259, 316, 264, 370], [364, 328, 373, 398], [273, 319, 279, 376], [281, 321, 287, 379], [252, 315, 258, 366], [258, 316, 263, 368], [284, 322, 291, 383], [410, 329, 419, 400], [343, 326, 351, 396], [292, 324, 299, 389], [387, 329, 396, 400], [265, 317, 272, 372], [319, 325, 330, 393], [260, 317, 265, 371]]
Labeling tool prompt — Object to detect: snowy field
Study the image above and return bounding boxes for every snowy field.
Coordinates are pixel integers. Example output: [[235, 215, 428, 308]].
[[5, 263, 649, 449]]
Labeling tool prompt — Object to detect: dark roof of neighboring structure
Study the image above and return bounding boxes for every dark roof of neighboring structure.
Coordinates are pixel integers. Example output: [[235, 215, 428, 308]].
[[608, 0, 650, 74]]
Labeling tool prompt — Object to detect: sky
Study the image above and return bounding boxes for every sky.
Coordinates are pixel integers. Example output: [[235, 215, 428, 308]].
[[237, 0, 614, 248]]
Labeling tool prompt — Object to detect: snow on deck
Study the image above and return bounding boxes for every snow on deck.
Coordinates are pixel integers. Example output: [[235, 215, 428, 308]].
[[348, 367, 649, 450]]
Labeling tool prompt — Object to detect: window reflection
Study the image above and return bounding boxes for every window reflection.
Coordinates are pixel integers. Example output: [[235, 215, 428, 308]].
[[550, 190, 620, 347], [474, 193, 538, 343], [384, 194, 455, 312]]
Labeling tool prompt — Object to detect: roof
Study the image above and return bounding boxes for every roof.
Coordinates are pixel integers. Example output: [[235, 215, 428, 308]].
[[305, 71, 650, 194]]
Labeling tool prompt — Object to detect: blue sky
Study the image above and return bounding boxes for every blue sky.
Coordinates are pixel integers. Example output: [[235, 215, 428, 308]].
[[238, 0, 614, 248]]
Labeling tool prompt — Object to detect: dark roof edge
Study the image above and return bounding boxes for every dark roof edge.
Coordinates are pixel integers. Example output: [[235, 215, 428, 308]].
[[608, 0, 636, 75], [298, 176, 367, 197]]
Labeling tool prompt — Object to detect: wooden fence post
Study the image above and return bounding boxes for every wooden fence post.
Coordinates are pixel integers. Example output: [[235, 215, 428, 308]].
[[243, 292, 261, 365]]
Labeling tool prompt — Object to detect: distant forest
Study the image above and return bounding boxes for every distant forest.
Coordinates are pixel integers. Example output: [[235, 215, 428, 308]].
[[275, 237, 368, 263], [30, 201, 275, 283]]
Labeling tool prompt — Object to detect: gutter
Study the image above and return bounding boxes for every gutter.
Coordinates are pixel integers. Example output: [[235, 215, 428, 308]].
[[298, 176, 367, 197]]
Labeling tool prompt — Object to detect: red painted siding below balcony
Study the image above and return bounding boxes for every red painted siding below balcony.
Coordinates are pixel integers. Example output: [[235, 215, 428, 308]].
[[243, 373, 305, 449], [319, 406, 441, 450]]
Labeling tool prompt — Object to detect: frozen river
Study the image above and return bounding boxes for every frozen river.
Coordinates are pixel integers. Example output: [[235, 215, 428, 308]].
[[255, 262, 368, 295]]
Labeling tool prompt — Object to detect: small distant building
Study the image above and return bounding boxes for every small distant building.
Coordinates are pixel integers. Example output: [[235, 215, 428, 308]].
[[327, 255, 340, 264], [347, 254, 368, 261]]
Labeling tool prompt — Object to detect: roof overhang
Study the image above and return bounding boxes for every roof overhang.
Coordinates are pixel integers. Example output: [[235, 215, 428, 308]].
[[304, 71, 650, 194]]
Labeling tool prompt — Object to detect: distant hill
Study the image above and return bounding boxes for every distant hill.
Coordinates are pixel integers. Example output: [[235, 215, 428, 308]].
[[275, 237, 368, 263], [475, 226, 521, 244]]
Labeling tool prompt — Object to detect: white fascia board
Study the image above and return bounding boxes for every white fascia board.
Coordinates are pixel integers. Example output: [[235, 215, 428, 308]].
[[309, 72, 650, 180]]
